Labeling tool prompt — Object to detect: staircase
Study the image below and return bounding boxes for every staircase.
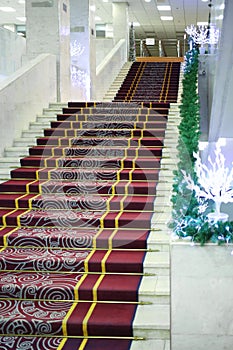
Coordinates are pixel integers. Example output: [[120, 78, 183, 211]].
[[0, 61, 182, 349], [0, 103, 67, 183], [103, 62, 133, 101]]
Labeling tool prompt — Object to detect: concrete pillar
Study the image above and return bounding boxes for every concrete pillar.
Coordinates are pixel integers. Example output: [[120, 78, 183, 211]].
[[70, 0, 96, 101], [26, 0, 71, 101], [208, 0, 233, 141], [112, 2, 129, 59]]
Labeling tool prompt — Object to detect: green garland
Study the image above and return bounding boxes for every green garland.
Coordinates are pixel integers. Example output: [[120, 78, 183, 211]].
[[169, 48, 233, 245], [170, 48, 200, 222]]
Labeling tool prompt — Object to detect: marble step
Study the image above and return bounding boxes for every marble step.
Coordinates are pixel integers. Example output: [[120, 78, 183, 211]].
[[48, 102, 67, 109], [42, 107, 65, 116], [130, 339, 170, 350], [21, 129, 45, 138], [36, 114, 58, 123], [147, 232, 170, 252], [13, 137, 37, 147], [0, 168, 11, 175], [139, 275, 170, 304], [0, 168, 11, 182], [133, 304, 170, 339], [4, 147, 29, 158], [0, 157, 20, 168], [103, 62, 132, 100], [29, 121, 51, 130], [143, 251, 169, 275], [0, 103, 64, 181]]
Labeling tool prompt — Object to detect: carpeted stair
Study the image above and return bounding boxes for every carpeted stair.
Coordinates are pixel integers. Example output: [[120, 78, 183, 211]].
[[114, 61, 180, 103], [0, 61, 180, 350]]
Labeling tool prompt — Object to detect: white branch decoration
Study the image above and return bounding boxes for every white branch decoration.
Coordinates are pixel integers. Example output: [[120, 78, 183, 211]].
[[185, 25, 209, 47], [182, 145, 233, 217], [185, 24, 219, 47], [208, 25, 220, 45]]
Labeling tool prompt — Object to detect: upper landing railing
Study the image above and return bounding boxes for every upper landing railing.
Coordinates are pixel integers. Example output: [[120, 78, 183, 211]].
[[136, 38, 187, 58]]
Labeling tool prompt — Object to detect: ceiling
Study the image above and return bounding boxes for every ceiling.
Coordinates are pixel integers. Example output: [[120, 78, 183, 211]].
[[0, 0, 224, 57]]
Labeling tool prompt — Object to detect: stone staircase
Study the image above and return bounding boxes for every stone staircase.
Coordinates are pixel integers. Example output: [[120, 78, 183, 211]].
[[0, 63, 183, 349], [128, 101, 181, 350], [103, 61, 133, 101], [130, 67, 183, 350], [0, 103, 67, 183]]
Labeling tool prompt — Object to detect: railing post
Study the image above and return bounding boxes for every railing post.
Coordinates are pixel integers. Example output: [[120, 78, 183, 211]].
[[159, 40, 163, 57], [177, 39, 180, 57], [140, 39, 143, 56], [184, 34, 186, 55]]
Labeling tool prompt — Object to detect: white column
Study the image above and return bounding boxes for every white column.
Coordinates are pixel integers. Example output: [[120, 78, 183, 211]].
[[70, 0, 96, 101], [112, 2, 129, 59], [208, 0, 233, 141], [26, 0, 71, 101]]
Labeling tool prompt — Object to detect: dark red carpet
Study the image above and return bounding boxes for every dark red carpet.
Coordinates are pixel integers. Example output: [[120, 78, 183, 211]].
[[0, 61, 180, 349]]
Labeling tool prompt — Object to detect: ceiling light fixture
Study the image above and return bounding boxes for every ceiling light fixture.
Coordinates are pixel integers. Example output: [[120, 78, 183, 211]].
[[144, 0, 152, 2], [201, 0, 208, 2], [157, 6, 171, 11], [197, 21, 208, 25], [161, 16, 173, 21], [90, 5, 96, 12], [0, 7, 16, 12], [16, 17, 26, 22], [129, 22, 140, 27], [220, 3, 225, 10]]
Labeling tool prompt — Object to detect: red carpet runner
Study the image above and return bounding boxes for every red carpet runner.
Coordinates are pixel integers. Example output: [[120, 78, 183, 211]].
[[0, 62, 180, 349]]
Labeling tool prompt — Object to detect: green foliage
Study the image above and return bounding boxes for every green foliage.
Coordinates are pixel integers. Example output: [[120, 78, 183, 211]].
[[172, 214, 233, 246], [169, 47, 233, 245], [170, 48, 200, 228]]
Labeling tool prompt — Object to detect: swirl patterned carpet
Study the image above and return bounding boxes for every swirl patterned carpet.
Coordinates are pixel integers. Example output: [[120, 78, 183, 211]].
[[0, 61, 180, 349]]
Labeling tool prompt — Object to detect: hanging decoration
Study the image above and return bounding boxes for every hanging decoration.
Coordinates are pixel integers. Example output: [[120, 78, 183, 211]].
[[129, 22, 136, 62], [185, 24, 220, 54]]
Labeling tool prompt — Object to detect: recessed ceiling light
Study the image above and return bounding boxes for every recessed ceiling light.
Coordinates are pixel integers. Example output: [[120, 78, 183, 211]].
[[201, 0, 208, 2], [16, 17, 26, 22], [18, 0, 25, 4], [157, 6, 171, 11], [3, 24, 15, 32], [161, 16, 173, 21], [90, 5, 96, 12], [95, 16, 101, 21], [197, 21, 208, 25], [0, 7, 16, 12], [145, 0, 152, 2], [129, 22, 140, 27]]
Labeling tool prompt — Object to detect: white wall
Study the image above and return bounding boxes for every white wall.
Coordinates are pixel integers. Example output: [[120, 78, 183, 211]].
[[96, 38, 114, 66], [95, 39, 127, 101], [0, 27, 26, 81], [209, 0, 233, 141], [171, 242, 233, 350], [0, 54, 57, 156]]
